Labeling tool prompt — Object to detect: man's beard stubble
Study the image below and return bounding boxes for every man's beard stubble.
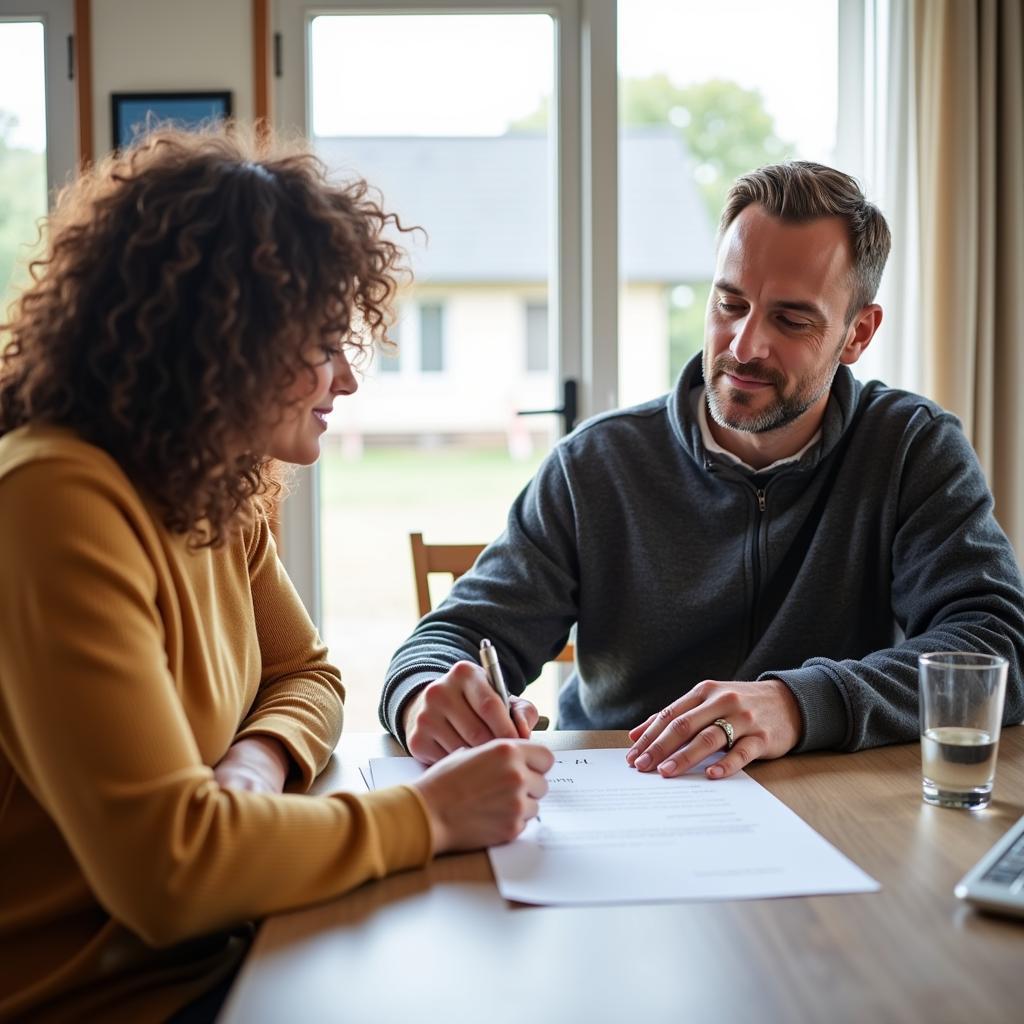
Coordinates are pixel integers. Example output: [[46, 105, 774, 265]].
[[703, 350, 842, 435]]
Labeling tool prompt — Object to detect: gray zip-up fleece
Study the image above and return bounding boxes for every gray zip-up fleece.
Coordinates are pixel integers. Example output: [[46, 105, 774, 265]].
[[381, 355, 1024, 752]]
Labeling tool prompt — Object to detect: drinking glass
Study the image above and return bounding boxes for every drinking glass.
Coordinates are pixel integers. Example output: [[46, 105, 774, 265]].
[[919, 652, 1008, 810]]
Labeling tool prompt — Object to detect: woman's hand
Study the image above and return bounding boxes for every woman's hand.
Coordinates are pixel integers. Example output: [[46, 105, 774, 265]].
[[411, 739, 554, 854], [213, 735, 292, 794]]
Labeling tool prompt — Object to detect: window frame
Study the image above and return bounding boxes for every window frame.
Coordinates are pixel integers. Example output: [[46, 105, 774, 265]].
[[272, 0, 618, 621], [271, 0, 862, 625]]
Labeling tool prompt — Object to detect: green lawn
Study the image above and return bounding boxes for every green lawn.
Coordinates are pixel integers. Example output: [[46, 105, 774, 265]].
[[317, 441, 558, 731], [320, 444, 544, 517]]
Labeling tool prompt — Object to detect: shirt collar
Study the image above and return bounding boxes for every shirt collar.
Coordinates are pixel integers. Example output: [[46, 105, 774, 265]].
[[693, 386, 822, 473]]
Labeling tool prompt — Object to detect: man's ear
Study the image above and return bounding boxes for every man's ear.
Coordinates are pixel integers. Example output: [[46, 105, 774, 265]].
[[839, 304, 883, 366]]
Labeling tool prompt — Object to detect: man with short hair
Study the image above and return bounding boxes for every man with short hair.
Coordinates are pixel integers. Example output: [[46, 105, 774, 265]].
[[381, 161, 1024, 779]]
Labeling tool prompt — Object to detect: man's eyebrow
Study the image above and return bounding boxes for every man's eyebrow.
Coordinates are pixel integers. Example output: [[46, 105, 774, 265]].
[[713, 278, 743, 296], [712, 279, 827, 321], [776, 299, 827, 320]]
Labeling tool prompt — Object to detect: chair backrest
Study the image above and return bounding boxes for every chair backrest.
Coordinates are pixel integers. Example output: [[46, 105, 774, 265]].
[[409, 532, 574, 664]]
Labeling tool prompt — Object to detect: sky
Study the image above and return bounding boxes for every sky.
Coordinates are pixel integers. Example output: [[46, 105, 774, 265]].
[[618, 0, 838, 159], [310, 0, 837, 160], [311, 14, 554, 139], [0, 1, 838, 159], [0, 20, 45, 150]]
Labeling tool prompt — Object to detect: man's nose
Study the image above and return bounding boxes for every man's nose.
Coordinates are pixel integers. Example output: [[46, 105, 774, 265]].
[[729, 314, 770, 364]]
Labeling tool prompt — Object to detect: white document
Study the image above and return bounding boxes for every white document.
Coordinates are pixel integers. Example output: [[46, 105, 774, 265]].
[[367, 748, 879, 905]]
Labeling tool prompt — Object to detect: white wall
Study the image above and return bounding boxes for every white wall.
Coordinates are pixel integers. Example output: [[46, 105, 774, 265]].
[[90, 0, 253, 160]]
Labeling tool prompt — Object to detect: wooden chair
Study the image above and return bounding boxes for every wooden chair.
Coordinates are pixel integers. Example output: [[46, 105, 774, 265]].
[[409, 532, 574, 664]]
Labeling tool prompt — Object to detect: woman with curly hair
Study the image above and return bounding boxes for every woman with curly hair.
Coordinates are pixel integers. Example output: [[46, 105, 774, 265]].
[[0, 127, 553, 1023]]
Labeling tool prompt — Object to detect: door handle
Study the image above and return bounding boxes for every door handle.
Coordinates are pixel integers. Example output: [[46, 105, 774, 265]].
[[517, 378, 578, 436]]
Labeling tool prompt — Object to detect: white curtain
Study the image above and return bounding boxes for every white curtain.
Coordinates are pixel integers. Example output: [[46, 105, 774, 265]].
[[854, 0, 1024, 559], [915, 0, 1024, 558], [856, 0, 922, 394]]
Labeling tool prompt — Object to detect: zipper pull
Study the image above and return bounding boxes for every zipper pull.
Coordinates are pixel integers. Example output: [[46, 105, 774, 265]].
[[755, 487, 766, 512]]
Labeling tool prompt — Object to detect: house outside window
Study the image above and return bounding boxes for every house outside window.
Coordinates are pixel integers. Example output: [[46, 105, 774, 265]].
[[419, 302, 445, 372], [378, 310, 401, 373], [525, 301, 549, 372]]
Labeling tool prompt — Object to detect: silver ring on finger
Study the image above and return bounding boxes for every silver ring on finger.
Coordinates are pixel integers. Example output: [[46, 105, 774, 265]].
[[711, 718, 735, 751]]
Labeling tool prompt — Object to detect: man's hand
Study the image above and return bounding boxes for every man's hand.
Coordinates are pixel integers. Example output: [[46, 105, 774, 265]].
[[625, 678, 802, 780], [213, 735, 292, 794], [402, 661, 539, 765], [411, 739, 555, 853]]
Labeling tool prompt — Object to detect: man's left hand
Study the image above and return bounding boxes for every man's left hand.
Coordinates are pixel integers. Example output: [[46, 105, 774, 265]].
[[625, 679, 802, 780]]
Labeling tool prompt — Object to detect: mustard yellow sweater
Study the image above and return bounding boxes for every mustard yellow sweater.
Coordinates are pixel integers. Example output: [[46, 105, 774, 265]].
[[0, 426, 432, 1022]]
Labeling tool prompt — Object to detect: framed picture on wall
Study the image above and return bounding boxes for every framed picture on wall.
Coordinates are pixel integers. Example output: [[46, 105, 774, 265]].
[[111, 91, 232, 149]]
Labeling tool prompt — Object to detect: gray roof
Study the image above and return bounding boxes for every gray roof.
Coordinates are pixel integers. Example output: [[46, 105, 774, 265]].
[[315, 130, 714, 284]]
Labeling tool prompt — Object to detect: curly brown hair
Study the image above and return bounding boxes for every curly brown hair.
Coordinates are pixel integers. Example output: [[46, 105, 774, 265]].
[[0, 124, 409, 546]]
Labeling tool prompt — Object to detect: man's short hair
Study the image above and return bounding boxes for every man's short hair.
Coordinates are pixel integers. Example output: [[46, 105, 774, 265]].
[[719, 161, 892, 322]]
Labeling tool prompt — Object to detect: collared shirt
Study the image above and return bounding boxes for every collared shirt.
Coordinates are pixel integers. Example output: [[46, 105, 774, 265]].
[[692, 385, 821, 473]]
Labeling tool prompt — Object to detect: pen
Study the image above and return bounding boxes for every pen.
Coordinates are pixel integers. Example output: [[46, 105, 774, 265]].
[[479, 638, 550, 732], [478, 640, 546, 823], [479, 638, 511, 707]]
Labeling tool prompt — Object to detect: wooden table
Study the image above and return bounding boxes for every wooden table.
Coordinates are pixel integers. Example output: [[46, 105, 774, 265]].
[[220, 728, 1024, 1024]]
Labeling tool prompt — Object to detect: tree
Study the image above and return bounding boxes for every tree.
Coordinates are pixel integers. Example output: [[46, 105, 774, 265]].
[[509, 75, 795, 225], [509, 76, 795, 381], [507, 96, 549, 133], [621, 74, 794, 225], [0, 109, 47, 321], [0, 111, 17, 226]]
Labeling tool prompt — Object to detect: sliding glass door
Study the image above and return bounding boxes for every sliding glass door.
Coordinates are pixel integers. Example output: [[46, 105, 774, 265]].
[[273, 1, 608, 727], [273, 1, 851, 729]]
